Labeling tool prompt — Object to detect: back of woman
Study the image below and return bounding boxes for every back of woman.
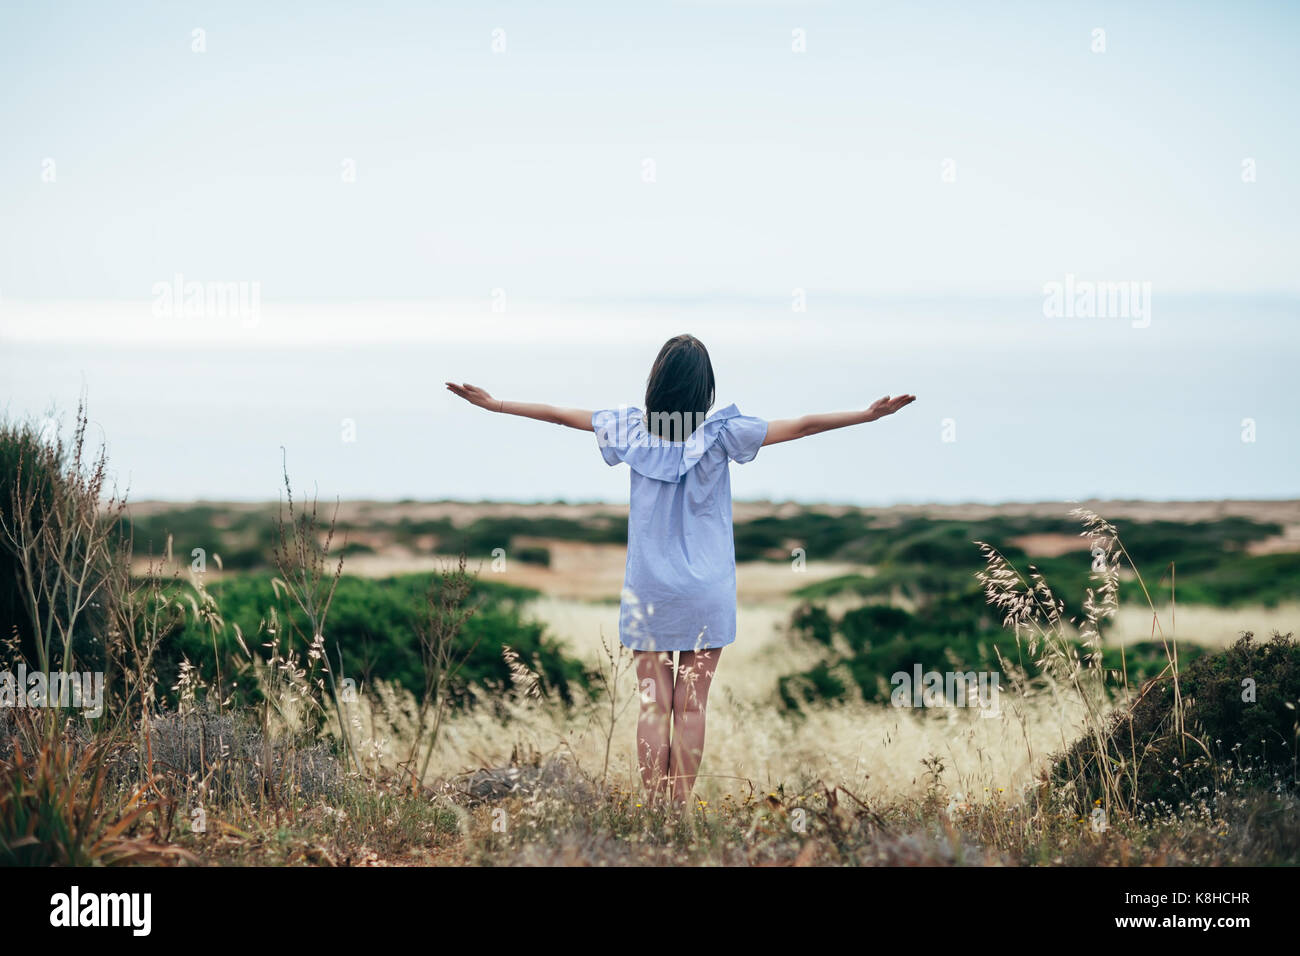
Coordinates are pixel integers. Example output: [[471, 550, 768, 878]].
[[593, 393, 768, 653], [446, 333, 914, 807]]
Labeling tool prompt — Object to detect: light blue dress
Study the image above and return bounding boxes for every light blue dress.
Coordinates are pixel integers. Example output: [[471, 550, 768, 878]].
[[592, 403, 769, 652]]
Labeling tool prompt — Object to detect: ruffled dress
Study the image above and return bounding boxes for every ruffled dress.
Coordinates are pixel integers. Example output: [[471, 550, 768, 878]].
[[591, 404, 769, 652]]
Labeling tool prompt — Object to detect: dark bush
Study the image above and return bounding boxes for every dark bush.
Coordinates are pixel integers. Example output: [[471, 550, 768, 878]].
[[514, 546, 551, 567], [0, 414, 115, 671], [781, 597, 1205, 708], [1050, 632, 1300, 812], [162, 571, 591, 712], [838, 604, 914, 652], [0, 423, 54, 649], [778, 660, 848, 710], [789, 603, 834, 645]]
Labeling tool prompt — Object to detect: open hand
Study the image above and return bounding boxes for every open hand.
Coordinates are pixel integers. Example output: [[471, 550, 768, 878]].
[[445, 382, 498, 411], [865, 394, 916, 422]]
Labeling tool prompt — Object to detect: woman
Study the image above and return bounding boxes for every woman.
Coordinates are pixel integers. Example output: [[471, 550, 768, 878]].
[[446, 333, 915, 805]]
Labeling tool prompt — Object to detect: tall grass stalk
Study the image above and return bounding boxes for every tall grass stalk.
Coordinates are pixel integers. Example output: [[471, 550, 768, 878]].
[[406, 554, 483, 789], [269, 459, 356, 773], [975, 508, 1195, 819]]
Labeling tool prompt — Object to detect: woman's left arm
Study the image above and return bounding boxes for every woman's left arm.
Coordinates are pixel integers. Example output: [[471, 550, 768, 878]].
[[445, 382, 595, 431], [762, 394, 916, 446]]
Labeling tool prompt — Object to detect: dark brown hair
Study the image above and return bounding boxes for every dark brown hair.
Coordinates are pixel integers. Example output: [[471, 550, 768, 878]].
[[643, 334, 715, 441]]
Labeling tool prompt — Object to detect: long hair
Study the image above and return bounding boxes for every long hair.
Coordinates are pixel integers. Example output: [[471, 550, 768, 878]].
[[643, 334, 716, 441]]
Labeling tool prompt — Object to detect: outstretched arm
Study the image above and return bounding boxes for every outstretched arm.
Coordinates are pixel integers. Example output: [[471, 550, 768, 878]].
[[445, 382, 594, 431], [762, 394, 916, 446]]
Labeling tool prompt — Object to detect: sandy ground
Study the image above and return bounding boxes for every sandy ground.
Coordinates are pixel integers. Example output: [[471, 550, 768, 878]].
[[338, 541, 865, 603], [125, 496, 1300, 529]]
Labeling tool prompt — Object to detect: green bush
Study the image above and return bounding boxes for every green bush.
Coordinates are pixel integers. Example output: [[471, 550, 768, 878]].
[[780, 595, 1204, 708], [0, 414, 115, 671], [514, 546, 551, 567], [1051, 632, 1300, 812], [0, 422, 54, 649], [163, 572, 591, 711]]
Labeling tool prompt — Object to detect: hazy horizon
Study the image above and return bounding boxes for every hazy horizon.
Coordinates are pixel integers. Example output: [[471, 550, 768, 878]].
[[4, 294, 1296, 505]]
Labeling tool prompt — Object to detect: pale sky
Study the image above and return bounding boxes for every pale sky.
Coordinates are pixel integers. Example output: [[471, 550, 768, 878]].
[[1, 0, 1298, 313]]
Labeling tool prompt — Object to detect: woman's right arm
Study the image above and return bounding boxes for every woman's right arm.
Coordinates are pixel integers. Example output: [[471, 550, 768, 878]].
[[762, 394, 916, 446], [445, 382, 595, 431]]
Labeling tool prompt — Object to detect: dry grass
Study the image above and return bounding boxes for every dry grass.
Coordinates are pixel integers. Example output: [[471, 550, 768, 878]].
[[351, 604, 1087, 805]]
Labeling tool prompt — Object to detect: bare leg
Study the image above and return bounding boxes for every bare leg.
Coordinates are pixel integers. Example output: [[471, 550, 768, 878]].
[[669, 648, 722, 805], [633, 650, 674, 804]]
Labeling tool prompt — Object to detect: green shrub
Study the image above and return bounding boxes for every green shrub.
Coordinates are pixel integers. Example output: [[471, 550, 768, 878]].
[[0, 412, 117, 672], [164, 571, 590, 711], [780, 597, 1204, 708], [789, 603, 834, 645], [1051, 632, 1300, 812], [0, 422, 54, 649], [514, 546, 551, 567], [777, 660, 848, 710]]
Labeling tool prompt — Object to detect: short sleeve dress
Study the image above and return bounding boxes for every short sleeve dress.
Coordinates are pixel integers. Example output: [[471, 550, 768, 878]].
[[591, 403, 769, 652]]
